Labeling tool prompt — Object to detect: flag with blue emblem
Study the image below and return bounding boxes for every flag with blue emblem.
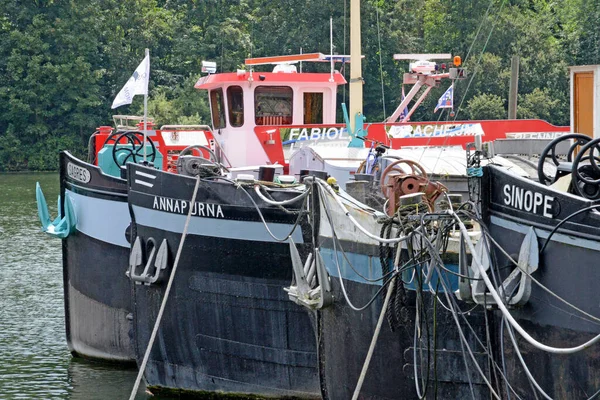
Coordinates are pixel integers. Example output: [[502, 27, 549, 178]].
[[434, 84, 453, 113]]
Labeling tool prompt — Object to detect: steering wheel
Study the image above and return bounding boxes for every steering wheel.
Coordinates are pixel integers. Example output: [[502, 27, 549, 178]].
[[105, 131, 156, 168], [537, 134, 591, 185], [176, 144, 229, 175], [380, 159, 428, 198], [571, 137, 600, 200]]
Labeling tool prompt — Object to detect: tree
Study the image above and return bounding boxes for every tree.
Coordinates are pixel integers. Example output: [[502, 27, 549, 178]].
[[465, 94, 506, 120]]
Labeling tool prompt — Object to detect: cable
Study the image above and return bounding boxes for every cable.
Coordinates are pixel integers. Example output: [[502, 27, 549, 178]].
[[233, 181, 308, 242], [352, 275, 398, 400], [319, 184, 410, 310], [314, 178, 413, 244], [129, 175, 201, 400], [505, 317, 551, 400], [451, 210, 600, 354], [254, 183, 310, 206], [461, 208, 600, 325], [539, 204, 600, 254]]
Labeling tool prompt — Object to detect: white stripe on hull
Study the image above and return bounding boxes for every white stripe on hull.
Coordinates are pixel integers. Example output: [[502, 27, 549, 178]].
[[67, 189, 130, 247], [132, 205, 304, 243], [490, 215, 600, 251]]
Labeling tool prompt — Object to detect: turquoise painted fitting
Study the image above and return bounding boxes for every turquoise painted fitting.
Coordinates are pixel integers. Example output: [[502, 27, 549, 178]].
[[36, 182, 77, 239]]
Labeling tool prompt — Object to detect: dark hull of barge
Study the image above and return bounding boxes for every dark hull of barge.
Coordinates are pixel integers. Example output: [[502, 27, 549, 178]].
[[127, 164, 320, 398], [483, 165, 600, 399], [59, 151, 135, 363], [317, 241, 492, 400]]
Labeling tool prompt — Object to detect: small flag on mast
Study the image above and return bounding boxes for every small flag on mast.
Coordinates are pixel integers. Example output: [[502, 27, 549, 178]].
[[434, 84, 453, 113], [111, 54, 150, 109]]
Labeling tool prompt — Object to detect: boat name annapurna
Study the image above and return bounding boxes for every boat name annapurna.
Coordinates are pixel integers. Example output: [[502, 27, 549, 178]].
[[152, 196, 225, 218], [502, 184, 555, 218]]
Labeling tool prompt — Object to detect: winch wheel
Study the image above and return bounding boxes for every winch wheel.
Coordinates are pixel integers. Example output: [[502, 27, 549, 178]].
[[176, 144, 229, 175], [537, 134, 591, 185], [110, 131, 157, 168], [571, 137, 600, 200], [380, 159, 428, 198], [177, 144, 218, 163]]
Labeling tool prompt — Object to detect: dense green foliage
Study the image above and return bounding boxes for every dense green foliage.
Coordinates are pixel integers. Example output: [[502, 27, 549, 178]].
[[0, 0, 598, 170]]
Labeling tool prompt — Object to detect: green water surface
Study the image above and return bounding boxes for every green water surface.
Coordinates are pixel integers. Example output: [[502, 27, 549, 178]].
[[0, 173, 149, 399]]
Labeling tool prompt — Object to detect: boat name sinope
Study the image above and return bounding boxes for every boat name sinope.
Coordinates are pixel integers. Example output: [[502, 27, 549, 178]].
[[152, 196, 225, 218], [502, 184, 557, 218]]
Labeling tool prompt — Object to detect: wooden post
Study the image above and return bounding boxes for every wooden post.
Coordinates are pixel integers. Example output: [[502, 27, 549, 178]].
[[349, 0, 362, 133], [508, 55, 519, 119]]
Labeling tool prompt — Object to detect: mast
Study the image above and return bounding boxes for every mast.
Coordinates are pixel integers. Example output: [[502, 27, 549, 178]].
[[349, 0, 362, 135]]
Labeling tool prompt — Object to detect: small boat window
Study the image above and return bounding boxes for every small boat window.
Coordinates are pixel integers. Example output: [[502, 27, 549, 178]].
[[210, 88, 226, 129], [227, 86, 244, 127], [255, 86, 293, 125], [303, 92, 323, 124]]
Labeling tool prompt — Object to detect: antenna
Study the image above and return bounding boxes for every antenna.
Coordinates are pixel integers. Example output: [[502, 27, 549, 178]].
[[330, 16, 334, 82]]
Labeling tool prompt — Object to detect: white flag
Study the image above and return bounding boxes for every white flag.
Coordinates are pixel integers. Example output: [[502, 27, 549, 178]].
[[111, 54, 150, 109]]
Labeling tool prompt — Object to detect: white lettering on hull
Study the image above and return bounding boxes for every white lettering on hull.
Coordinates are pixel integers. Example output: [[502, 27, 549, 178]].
[[152, 196, 225, 218], [289, 127, 350, 141], [503, 184, 554, 218], [388, 123, 484, 139]]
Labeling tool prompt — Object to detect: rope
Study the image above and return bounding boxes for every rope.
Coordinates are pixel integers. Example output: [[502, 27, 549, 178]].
[[128, 175, 201, 400], [253, 184, 310, 206], [463, 208, 600, 325], [315, 178, 412, 244], [453, 0, 507, 121], [351, 276, 397, 400], [451, 210, 600, 354], [352, 241, 403, 400]]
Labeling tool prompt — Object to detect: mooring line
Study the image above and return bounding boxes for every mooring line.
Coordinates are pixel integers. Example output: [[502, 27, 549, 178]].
[[352, 240, 403, 400], [129, 175, 201, 400]]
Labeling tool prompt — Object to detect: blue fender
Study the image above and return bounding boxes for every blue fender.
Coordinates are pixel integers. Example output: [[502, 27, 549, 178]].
[[36, 182, 77, 239]]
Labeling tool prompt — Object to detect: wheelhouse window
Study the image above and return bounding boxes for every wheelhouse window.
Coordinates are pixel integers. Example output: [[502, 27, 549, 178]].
[[227, 86, 244, 127], [303, 92, 323, 124], [255, 86, 293, 125], [210, 88, 226, 129]]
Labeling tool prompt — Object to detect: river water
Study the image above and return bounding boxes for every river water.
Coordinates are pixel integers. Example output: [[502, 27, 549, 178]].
[[0, 173, 150, 399]]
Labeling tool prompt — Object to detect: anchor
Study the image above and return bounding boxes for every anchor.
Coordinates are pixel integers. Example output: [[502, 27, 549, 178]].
[[460, 228, 539, 307], [284, 238, 333, 309], [469, 236, 495, 305], [456, 231, 472, 301], [499, 228, 539, 306], [36, 182, 77, 239], [127, 236, 169, 285]]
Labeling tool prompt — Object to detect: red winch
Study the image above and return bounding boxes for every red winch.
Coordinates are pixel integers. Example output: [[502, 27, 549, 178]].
[[380, 159, 447, 215]]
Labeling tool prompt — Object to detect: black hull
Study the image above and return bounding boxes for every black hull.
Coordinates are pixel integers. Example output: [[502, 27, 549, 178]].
[[128, 164, 320, 398], [59, 151, 135, 363], [483, 165, 600, 398], [314, 189, 494, 399], [318, 266, 491, 399]]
